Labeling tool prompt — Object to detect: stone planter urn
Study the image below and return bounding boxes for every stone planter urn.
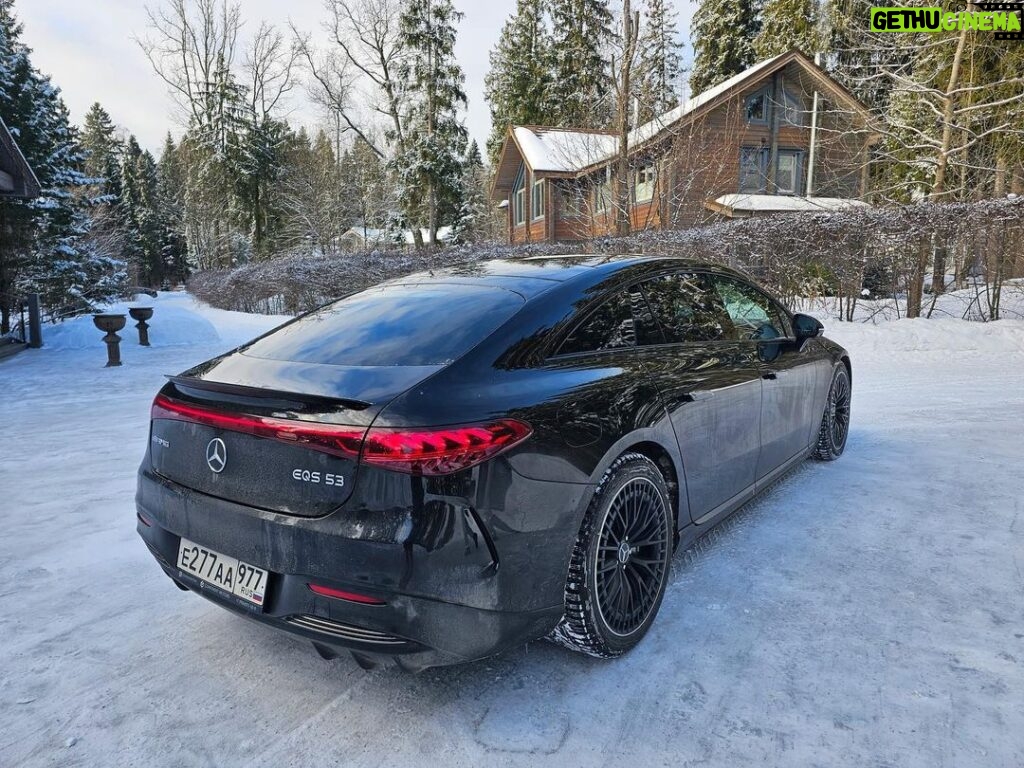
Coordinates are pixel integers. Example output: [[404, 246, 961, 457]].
[[93, 313, 127, 367], [129, 306, 154, 347]]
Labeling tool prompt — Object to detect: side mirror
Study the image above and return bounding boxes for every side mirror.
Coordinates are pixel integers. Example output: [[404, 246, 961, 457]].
[[792, 313, 824, 340]]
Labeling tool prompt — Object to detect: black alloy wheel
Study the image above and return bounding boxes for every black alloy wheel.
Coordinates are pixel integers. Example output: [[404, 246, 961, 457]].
[[814, 365, 851, 460], [550, 452, 673, 657], [595, 476, 670, 636]]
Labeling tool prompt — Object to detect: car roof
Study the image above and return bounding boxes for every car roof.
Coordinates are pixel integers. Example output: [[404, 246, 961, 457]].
[[386, 254, 744, 299]]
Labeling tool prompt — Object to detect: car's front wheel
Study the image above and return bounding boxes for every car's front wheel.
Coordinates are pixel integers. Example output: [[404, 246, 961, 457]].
[[813, 364, 852, 461], [550, 452, 673, 658]]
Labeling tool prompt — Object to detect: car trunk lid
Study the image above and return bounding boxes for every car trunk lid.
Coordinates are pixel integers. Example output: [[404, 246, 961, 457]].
[[148, 358, 442, 517]]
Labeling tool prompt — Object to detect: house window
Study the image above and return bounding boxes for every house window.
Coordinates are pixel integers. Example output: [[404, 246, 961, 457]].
[[776, 150, 802, 195], [595, 177, 611, 215], [781, 90, 804, 126], [746, 87, 804, 126], [531, 177, 545, 220], [513, 188, 525, 225], [745, 90, 767, 123], [739, 147, 767, 194], [564, 184, 587, 219], [739, 148, 802, 195], [512, 166, 526, 225], [635, 165, 656, 203]]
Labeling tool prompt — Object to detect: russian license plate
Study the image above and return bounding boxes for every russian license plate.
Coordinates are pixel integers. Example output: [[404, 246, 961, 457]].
[[176, 538, 267, 607]]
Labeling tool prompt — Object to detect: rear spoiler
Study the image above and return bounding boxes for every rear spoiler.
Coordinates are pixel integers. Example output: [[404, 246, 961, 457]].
[[166, 375, 371, 412]]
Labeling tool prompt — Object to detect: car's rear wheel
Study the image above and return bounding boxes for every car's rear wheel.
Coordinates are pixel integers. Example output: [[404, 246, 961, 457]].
[[813, 365, 851, 461], [550, 452, 673, 658]]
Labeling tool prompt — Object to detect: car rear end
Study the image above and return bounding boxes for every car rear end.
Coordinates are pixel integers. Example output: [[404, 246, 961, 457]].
[[135, 280, 569, 668]]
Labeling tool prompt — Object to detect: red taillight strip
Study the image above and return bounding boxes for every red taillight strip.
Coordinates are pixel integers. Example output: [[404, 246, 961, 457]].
[[307, 583, 386, 605], [151, 394, 532, 476], [151, 394, 363, 459], [359, 420, 532, 476]]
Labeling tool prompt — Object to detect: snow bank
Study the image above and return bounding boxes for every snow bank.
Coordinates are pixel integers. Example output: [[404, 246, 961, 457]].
[[825, 317, 1024, 361], [797, 280, 1024, 327], [45, 293, 221, 350]]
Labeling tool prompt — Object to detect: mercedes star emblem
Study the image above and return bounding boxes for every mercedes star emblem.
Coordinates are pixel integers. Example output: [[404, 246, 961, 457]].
[[206, 438, 227, 474]]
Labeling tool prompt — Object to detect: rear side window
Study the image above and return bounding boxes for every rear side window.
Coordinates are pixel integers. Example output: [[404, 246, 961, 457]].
[[640, 272, 733, 343], [242, 284, 525, 366], [558, 290, 636, 355], [558, 287, 664, 355]]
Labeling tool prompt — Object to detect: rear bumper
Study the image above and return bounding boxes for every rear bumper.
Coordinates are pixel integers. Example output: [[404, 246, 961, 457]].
[[136, 466, 576, 666]]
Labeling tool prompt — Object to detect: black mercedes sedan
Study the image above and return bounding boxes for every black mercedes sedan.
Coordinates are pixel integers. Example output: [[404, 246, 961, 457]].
[[136, 255, 851, 670]]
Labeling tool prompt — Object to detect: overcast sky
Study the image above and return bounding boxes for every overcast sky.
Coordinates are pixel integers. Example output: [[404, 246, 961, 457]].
[[16, 0, 698, 154]]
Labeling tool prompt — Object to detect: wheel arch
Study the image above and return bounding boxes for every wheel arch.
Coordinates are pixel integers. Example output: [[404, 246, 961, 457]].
[[585, 431, 690, 536]]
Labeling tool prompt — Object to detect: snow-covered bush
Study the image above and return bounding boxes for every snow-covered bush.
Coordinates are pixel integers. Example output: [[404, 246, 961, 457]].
[[189, 197, 1024, 321]]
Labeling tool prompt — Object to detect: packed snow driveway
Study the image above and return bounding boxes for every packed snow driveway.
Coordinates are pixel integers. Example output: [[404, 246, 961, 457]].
[[1, 293, 1023, 767]]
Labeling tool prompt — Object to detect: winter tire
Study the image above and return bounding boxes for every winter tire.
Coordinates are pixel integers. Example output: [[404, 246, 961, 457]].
[[813, 365, 851, 461], [550, 452, 673, 658]]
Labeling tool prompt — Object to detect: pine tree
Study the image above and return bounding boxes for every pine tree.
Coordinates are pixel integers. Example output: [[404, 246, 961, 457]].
[[755, 0, 821, 58], [341, 136, 390, 233], [183, 59, 249, 268], [451, 139, 491, 244], [80, 102, 121, 203], [119, 136, 165, 286], [689, 0, 760, 95], [484, 0, 553, 162], [549, 0, 614, 127], [78, 101, 124, 272], [157, 134, 188, 282], [825, 0, 908, 110], [394, 0, 468, 247], [0, 0, 125, 328], [636, 0, 682, 123], [232, 115, 289, 258]]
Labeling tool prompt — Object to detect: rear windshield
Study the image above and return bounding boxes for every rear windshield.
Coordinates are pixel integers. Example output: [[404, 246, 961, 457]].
[[242, 283, 525, 367]]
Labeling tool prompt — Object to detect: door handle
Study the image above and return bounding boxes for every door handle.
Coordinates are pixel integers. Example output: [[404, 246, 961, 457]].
[[762, 371, 778, 380], [682, 390, 714, 402]]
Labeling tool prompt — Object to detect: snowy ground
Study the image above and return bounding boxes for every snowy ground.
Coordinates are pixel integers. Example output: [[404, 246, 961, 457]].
[[2, 293, 1023, 767]]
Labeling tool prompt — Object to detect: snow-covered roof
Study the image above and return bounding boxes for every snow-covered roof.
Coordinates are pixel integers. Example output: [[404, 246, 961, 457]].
[[342, 226, 385, 241], [512, 127, 618, 174], [708, 194, 871, 216], [403, 226, 452, 245], [342, 226, 453, 246]]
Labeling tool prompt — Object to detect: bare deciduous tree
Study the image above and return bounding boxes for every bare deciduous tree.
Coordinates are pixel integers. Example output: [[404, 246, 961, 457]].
[[244, 22, 298, 124], [138, 0, 242, 130], [292, 0, 409, 159]]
